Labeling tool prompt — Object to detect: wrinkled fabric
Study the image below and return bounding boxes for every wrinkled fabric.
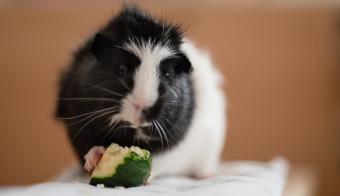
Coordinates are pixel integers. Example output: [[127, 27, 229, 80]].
[[0, 157, 288, 196]]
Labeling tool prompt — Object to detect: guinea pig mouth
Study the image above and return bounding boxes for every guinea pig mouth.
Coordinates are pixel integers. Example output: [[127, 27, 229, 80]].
[[115, 120, 151, 129], [133, 122, 152, 128], [112, 120, 158, 142]]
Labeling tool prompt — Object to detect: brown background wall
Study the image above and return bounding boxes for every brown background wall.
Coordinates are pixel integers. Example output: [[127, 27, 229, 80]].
[[0, 1, 339, 195]]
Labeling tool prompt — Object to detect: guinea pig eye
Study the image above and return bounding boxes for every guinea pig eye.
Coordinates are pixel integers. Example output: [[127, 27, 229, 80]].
[[165, 72, 171, 78], [119, 65, 128, 76], [164, 67, 175, 79]]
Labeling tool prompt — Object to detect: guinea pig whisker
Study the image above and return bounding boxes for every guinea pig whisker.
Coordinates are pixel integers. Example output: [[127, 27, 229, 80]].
[[59, 106, 118, 120], [160, 116, 198, 158], [101, 120, 120, 142], [158, 118, 175, 141], [90, 84, 125, 98], [75, 78, 133, 106], [107, 124, 133, 140], [162, 116, 183, 135], [152, 120, 164, 151], [67, 108, 120, 127], [71, 110, 117, 143], [72, 78, 126, 98], [116, 125, 133, 130], [117, 78, 131, 92], [155, 120, 169, 149], [59, 97, 121, 103], [97, 123, 112, 143], [160, 116, 187, 142], [159, 117, 189, 158]]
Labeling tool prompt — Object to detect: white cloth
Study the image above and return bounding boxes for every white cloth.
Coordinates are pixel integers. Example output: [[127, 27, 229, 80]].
[[0, 157, 289, 196]]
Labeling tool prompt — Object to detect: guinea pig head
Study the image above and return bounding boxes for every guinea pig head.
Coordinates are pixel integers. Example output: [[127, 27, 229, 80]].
[[90, 8, 192, 130]]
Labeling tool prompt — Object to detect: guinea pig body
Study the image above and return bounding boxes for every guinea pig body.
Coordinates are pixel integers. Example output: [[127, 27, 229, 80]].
[[56, 6, 226, 179]]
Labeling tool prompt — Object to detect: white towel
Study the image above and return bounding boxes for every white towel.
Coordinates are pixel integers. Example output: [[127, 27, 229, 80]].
[[0, 157, 289, 196]]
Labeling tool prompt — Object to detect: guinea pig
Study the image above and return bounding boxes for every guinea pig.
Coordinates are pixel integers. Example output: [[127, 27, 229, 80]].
[[56, 6, 226, 179]]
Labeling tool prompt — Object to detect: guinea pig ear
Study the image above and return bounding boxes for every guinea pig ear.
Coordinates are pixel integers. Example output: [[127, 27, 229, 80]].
[[90, 33, 114, 59], [177, 53, 192, 74]]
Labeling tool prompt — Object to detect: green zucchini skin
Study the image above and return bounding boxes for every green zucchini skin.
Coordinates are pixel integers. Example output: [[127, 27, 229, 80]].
[[90, 152, 152, 187]]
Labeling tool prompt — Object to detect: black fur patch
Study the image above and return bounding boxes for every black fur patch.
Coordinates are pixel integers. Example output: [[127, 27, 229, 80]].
[[101, 6, 184, 50]]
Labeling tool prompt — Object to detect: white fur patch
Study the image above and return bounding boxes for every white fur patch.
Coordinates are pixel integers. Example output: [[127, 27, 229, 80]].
[[150, 40, 227, 179], [110, 40, 175, 126]]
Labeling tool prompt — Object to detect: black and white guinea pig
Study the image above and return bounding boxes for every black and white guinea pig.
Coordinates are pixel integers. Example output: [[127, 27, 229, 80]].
[[56, 6, 226, 179]]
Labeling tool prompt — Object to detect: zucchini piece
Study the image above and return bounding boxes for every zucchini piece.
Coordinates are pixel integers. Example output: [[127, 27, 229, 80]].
[[90, 143, 152, 187]]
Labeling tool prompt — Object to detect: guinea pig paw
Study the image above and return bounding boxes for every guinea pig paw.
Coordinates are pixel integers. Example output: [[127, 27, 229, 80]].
[[83, 146, 105, 172]]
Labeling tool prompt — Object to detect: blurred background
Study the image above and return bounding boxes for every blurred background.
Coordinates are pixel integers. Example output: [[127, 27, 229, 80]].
[[0, 0, 339, 195]]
